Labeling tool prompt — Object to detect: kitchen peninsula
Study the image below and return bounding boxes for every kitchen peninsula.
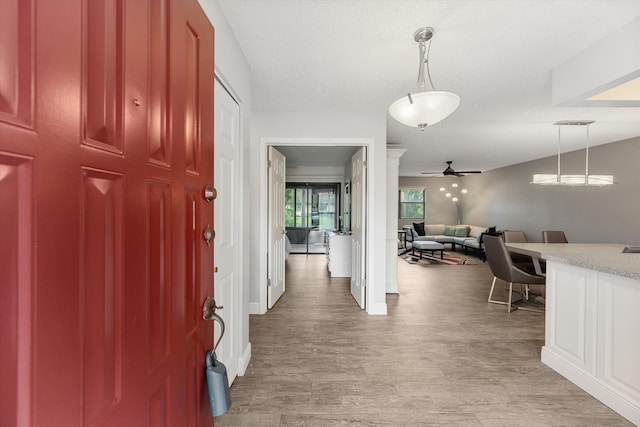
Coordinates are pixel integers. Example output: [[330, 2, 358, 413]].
[[543, 251, 640, 425]]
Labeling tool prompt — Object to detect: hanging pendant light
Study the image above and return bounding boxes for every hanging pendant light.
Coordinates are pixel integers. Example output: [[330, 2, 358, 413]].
[[389, 27, 460, 130], [531, 120, 614, 186]]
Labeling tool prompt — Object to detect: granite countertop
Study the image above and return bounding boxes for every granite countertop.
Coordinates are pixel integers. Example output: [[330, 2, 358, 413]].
[[547, 252, 640, 281]]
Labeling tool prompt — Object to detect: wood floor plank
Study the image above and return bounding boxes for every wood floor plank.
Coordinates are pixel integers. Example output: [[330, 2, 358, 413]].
[[215, 254, 633, 426]]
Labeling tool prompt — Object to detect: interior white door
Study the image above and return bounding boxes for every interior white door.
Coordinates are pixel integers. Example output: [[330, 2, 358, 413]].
[[213, 79, 239, 383], [268, 146, 286, 308], [350, 147, 366, 308]]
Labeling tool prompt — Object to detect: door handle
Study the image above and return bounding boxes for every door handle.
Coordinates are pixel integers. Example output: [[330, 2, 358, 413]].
[[203, 296, 223, 320]]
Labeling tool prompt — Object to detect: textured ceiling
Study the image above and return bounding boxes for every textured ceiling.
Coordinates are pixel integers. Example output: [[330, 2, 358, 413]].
[[217, 0, 640, 175]]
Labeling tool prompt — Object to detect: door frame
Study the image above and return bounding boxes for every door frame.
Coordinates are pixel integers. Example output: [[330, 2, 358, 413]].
[[256, 137, 373, 314]]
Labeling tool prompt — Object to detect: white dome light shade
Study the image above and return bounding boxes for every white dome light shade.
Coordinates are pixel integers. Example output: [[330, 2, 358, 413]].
[[389, 91, 460, 129], [389, 27, 460, 130]]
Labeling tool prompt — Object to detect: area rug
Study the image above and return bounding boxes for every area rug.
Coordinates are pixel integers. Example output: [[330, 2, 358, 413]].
[[400, 251, 478, 265]]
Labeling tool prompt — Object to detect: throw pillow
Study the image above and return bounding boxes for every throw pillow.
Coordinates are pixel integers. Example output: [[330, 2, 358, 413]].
[[444, 225, 455, 236], [413, 222, 426, 236], [454, 225, 469, 237]]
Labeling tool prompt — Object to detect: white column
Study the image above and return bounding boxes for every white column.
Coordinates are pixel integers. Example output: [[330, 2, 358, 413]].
[[386, 147, 406, 294]]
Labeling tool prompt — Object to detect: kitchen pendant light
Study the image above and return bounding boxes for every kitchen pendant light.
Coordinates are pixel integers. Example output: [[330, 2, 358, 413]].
[[388, 27, 460, 130], [531, 121, 614, 186]]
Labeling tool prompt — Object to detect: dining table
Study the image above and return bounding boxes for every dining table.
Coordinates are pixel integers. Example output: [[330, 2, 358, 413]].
[[504, 242, 628, 276]]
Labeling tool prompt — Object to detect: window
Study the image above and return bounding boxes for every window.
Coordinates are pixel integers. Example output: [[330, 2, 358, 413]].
[[285, 183, 339, 230], [399, 188, 425, 219]]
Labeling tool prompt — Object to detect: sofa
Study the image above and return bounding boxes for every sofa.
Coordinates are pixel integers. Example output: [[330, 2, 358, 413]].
[[402, 223, 494, 258]]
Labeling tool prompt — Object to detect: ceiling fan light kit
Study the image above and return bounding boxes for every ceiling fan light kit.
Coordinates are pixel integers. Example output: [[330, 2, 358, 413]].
[[531, 121, 615, 186], [388, 27, 460, 130]]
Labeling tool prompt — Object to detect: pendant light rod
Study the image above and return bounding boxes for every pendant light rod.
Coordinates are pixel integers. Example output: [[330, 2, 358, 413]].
[[531, 120, 613, 186], [414, 27, 435, 93], [553, 120, 595, 184]]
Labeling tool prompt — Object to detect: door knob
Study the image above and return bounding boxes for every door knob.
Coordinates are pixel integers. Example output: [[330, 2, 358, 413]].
[[203, 225, 215, 246], [204, 186, 217, 202]]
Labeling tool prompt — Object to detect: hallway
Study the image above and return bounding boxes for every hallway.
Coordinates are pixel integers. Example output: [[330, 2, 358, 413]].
[[216, 254, 631, 426]]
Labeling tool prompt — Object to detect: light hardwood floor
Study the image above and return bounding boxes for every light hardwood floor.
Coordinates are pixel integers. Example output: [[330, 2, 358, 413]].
[[215, 254, 632, 426]]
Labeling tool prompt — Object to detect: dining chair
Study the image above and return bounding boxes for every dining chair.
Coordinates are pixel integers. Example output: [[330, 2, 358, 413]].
[[542, 230, 568, 243], [503, 230, 528, 243], [502, 230, 538, 274], [484, 235, 546, 313]]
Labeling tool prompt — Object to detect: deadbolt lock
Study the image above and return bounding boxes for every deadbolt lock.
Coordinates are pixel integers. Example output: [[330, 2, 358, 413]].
[[204, 186, 217, 202], [203, 225, 215, 246]]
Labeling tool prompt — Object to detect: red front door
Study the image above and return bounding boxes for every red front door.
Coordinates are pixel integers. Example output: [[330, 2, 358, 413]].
[[0, 0, 215, 425]]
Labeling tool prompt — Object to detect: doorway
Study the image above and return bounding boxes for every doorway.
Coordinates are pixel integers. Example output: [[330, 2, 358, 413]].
[[258, 139, 374, 315], [285, 183, 340, 254]]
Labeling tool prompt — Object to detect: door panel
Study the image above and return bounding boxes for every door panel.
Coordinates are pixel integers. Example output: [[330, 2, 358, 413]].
[[0, 154, 34, 427], [83, 0, 123, 152], [214, 79, 240, 383], [0, 0, 215, 425], [80, 168, 124, 426], [148, 0, 170, 166], [0, 0, 33, 128], [268, 147, 286, 309], [147, 180, 172, 368], [351, 148, 366, 309]]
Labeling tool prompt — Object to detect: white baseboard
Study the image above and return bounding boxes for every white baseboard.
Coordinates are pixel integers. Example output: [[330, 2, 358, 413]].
[[248, 302, 262, 315], [237, 342, 252, 376], [386, 283, 399, 294], [542, 347, 640, 425], [226, 359, 239, 386], [367, 302, 387, 315]]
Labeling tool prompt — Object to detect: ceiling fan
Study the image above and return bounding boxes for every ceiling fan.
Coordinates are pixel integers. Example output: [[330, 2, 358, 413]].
[[421, 161, 482, 177]]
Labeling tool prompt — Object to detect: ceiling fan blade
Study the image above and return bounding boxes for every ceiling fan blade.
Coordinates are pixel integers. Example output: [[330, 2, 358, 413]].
[[421, 162, 482, 176]]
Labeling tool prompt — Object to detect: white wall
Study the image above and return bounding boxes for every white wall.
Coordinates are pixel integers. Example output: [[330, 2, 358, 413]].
[[285, 165, 346, 183], [198, 0, 252, 374], [251, 111, 388, 315], [401, 136, 640, 245]]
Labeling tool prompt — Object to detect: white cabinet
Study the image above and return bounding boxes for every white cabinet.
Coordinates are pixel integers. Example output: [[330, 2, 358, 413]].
[[542, 261, 640, 425], [327, 234, 352, 277]]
